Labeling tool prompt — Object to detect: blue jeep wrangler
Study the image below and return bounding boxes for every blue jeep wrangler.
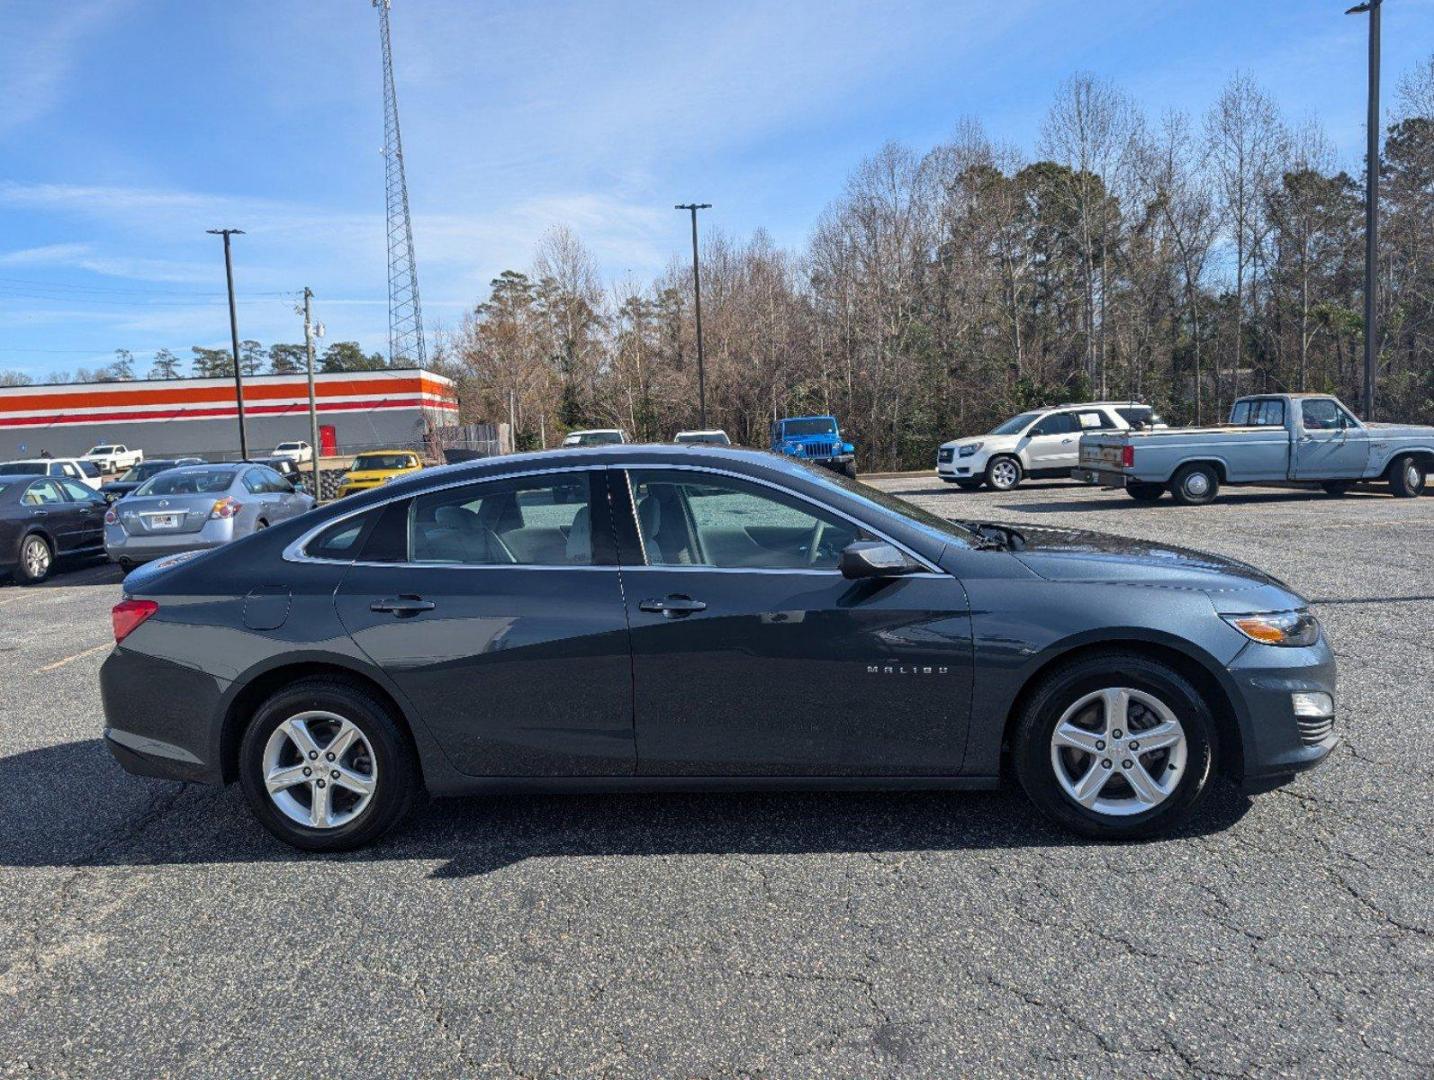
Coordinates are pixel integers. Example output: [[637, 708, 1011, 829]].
[[769, 415, 857, 477]]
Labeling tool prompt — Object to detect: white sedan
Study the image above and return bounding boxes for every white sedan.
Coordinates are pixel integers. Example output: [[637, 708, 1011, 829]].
[[271, 440, 314, 463]]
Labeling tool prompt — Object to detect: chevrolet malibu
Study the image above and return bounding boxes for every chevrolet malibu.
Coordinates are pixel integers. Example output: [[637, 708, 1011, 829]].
[[101, 445, 1336, 851]]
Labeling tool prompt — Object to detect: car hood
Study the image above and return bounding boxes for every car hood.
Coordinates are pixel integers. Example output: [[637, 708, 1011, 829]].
[[941, 435, 1010, 449], [984, 523, 1301, 599], [343, 469, 410, 483], [1364, 421, 1434, 438]]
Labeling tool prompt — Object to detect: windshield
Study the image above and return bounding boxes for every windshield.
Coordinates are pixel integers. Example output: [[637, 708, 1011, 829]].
[[790, 462, 978, 549], [353, 453, 415, 471], [676, 432, 730, 445], [277, 443, 300, 450], [89, 446, 116, 454], [989, 412, 1041, 436], [0, 462, 47, 475], [781, 419, 836, 437], [121, 461, 175, 483], [137, 469, 235, 496]]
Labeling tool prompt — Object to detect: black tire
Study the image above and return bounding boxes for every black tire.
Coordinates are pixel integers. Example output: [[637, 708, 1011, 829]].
[[14, 533, 53, 585], [1388, 455, 1427, 498], [984, 455, 1023, 492], [841, 461, 858, 479], [1126, 483, 1164, 502], [238, 678, 420, 852], [1012, 652, 1216, 840], [1168, 463, 1219, 506], [955, 479, 984, 491]]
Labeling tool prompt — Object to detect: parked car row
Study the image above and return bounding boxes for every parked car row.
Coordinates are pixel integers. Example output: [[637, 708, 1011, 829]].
[[934, 393, 1432, 504]]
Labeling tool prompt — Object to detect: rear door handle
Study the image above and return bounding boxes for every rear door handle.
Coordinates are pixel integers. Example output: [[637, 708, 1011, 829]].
[[370, 595, 435, 616], [639, 595, 707, 617]]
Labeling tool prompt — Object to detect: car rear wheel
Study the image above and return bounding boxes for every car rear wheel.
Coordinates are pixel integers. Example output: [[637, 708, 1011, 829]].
[[985, 456, 1023, 492], [1013, 653, 1215, 840], [1388, 455, 1426, 498], [1126, 482, 1164, 502], [15, 534, 53, 585], [1169, 463, 1219, 506], [239, 678, 419, 851]]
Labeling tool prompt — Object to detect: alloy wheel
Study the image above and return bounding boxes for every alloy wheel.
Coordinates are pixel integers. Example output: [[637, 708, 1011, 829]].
[[261, 711, 377, 829], [1049, 687, 1187, 817], [23, 537, 50, 579], [989, 459, 1019, 490]]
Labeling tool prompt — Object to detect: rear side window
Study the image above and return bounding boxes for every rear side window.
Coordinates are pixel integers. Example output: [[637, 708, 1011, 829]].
[[306, 511, 379, 561], [409, 473, 599, 566]]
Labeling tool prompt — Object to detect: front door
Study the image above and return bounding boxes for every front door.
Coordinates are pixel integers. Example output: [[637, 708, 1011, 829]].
[[617, 468, 972, 776], [1023, 412, 1081, 473], [334, 468, 635, 776], [1293, 399, 1368, 480]]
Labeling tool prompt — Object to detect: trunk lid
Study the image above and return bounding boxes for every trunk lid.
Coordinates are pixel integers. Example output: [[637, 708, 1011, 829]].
[[116, 494, 218, 536]]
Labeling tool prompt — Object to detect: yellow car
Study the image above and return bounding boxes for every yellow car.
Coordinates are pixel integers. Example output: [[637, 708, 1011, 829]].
[[335, 450, 423, 498]]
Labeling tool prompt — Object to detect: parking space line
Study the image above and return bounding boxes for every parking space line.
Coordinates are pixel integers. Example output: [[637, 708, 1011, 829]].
[[38, 642, 112, 673]]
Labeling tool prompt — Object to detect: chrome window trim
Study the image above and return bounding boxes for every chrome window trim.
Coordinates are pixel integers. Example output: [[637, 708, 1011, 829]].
[[283, 464, 608, 568], [617, 462, 942, 574], [284, 459, 946, 577]]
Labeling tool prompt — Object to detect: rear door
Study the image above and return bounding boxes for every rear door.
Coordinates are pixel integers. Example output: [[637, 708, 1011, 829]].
[[21, 479, 83, 553], [616, 467, 972, 777], [1293, 399, 1369, 480], [333, 467, 635, 776]]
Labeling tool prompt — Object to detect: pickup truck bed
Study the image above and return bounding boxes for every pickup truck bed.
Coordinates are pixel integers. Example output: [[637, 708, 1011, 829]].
[[1076, 394, 1434, 505]]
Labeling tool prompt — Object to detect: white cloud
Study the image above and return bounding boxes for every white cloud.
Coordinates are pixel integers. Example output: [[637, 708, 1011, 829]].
[[0, 1, 130, 136]]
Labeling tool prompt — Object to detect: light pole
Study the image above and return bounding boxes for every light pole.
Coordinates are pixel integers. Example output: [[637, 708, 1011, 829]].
[[301, 288, 326, 501], [675, 202, 711, 428], [1347, 0, 1382, 420], [207, 228, 249, 458]]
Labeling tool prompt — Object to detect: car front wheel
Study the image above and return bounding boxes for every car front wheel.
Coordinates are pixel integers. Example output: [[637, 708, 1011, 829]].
[[1388, 455, 1426, 498], [985, 456, 1023, 492], [1013, 653, 1215, 840], [239, 678, 419, 851]]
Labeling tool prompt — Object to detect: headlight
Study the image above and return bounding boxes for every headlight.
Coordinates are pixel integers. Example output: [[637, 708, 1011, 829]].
[[959, 442, 983, 457], [338, 473, 351, 484], [1222, 610, 1320, 647]]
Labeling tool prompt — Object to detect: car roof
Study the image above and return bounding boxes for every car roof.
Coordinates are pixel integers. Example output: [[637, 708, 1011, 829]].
[[780, 415, 835, 422], [0, 458, 65, 465]]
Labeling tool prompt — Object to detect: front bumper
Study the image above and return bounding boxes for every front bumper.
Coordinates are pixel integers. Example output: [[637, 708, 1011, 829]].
[[1225, 637, 1338, 793]]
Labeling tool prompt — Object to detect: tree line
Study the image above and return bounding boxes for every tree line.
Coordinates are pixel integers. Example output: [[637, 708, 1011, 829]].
[[0, 340, 393, 387], [435, 59, 1434, 469]]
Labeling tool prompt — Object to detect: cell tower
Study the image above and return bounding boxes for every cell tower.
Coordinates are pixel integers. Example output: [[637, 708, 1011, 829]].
[[373, 0, 426, 368]]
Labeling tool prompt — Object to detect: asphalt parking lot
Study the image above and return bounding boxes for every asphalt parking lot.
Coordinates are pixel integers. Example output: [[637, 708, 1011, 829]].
[[1, 479, 1431, 1078]]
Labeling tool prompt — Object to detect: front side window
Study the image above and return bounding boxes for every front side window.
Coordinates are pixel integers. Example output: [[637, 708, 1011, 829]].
[[627, 469, 868, 571], [410, 473, 597, 566], [1033, 412, 1078, 436], [58, 479, 96, 502], [1301, 399, 1354, 431]]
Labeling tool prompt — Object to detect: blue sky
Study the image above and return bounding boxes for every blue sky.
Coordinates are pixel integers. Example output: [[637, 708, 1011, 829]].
[[2, 0, 1431, 381]]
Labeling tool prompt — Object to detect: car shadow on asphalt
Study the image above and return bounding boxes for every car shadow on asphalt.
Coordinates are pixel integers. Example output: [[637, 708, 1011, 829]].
[[997, 489, 1387, 514], [0, 739, 1253, 877]]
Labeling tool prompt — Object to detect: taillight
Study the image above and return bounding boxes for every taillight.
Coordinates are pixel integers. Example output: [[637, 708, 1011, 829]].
[[1121, 445, 1136, 468], [112, 598, 158, 643], [104, 508, 118, 525], [210, 497, 242, 519]]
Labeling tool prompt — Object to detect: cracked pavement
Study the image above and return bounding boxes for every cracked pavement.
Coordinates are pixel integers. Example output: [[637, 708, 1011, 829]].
[[0, 481, 1430, 1077]]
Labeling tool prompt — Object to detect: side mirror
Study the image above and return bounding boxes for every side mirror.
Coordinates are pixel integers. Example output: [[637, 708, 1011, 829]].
[[839, 540, 922, 580]]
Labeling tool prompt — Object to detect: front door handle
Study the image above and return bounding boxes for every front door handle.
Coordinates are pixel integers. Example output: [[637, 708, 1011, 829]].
[[30, 509, 48, 517], [370, 595, 435, 616], [639, 595, 707, 617]]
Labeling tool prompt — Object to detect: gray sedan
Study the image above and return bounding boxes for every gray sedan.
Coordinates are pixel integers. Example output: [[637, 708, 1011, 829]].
[[104, 462, 314, 569]]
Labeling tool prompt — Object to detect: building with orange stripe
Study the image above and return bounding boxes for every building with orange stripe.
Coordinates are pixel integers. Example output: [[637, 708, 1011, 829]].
[[0, 369, 458, 461]]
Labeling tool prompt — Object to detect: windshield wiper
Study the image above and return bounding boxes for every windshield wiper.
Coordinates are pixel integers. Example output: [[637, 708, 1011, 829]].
[[955, 520, 1027, 551]]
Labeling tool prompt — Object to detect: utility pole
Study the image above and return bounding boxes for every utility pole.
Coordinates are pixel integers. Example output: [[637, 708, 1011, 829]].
[[1347, 0, 1382, 419], [207, 228, 248, 459], [302, 288, 324, 501], [676, 203, 711, 428]]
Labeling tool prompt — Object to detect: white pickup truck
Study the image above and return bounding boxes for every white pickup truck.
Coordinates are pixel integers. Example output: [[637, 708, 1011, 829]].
[[80, 444, 143, 474], [1076, 393, 1434, 505]]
